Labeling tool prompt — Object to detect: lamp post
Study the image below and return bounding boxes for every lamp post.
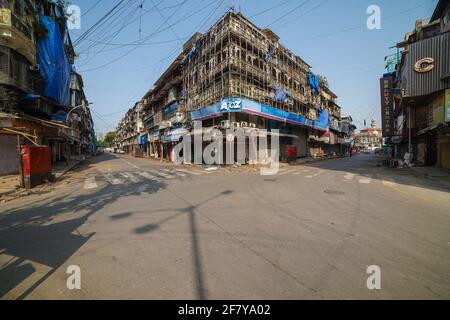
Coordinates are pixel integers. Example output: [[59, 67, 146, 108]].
[[66, 103, 93, 123]]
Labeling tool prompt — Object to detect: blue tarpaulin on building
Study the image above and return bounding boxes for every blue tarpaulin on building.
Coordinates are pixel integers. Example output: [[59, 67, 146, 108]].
[[37, 15, 71, 106], [308, 73, 320, 94], [318, 109, 329, 126]]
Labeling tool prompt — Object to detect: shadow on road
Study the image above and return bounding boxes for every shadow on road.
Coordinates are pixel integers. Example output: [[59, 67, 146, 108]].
[[129, 190, 234, 300], [0, 172, 167, 299]]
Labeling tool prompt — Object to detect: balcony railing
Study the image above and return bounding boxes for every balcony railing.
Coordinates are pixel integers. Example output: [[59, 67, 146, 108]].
[[11, 13, 31, 39], [0, 9, 31, 40]]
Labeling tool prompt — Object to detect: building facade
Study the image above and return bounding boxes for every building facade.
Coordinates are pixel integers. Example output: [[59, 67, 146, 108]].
[[116, 11, 355, 163], [382, 0, 450, 169], [354, 120, 383, 151], [0, 0, 94, 175]]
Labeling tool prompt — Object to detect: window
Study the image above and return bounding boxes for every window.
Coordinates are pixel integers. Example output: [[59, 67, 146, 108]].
[[443, 9, 450, 30], [14, 0, 24, 16], [0, 48, 9, 75]]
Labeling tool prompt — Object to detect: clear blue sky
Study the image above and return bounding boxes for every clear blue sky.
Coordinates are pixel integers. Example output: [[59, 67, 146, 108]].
[[70, 0, 439, 133]]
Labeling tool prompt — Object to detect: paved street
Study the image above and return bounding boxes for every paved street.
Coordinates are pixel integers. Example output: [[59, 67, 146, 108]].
[[1, 154, 449, 300]]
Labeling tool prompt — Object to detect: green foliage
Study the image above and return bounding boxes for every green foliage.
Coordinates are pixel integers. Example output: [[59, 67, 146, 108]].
[[318, 75, 329, 88], [104, 131, 117, 147], [97, 140, 109, 149]]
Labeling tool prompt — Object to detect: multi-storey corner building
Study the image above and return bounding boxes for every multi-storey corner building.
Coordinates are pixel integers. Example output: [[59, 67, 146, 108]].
[[382, 0, 450, 169], [116, 11, 355, 162], [354, 119, 383, 152], [0, 0, 94, 175]]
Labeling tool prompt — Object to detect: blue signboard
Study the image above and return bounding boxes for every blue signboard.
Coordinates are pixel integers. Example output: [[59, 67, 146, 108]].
[[140, 134, 148, 145], [191, 98, 329, 132]]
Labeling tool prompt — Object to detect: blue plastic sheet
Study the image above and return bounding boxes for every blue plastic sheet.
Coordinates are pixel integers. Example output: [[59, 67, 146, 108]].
[[318, 109, 329, 126], [308, 73, 320, 94], [37, 15, 71, 106]]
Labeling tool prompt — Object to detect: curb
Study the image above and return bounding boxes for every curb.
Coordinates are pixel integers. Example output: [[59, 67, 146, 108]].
[[53, 160, 85, 180], [1, 160, 86, 204]]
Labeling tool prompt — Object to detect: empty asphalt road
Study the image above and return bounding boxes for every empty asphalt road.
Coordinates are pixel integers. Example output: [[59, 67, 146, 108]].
[[1, 153, 449, 299]]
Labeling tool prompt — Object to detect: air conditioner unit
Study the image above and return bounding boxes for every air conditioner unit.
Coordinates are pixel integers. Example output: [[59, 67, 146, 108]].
[[221, 120, 230, 128], [231, 122, 241, 128], [249, 123, 256, 128], [241, 122, 248, 128]]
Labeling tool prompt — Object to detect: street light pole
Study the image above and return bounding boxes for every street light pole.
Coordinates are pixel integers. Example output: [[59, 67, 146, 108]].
[[66, 103, 93, 123]]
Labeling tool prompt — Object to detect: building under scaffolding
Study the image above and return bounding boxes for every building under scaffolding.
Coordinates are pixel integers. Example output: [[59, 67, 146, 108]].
[[116, 11, 354, 162]]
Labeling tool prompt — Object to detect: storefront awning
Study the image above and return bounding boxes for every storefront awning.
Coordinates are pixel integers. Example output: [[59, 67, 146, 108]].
[[416, 125, 440, 137], [191, 98, 329, 132]]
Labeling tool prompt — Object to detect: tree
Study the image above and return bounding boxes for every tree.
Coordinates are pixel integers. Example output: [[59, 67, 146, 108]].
[[104, 131, 117, 147], [318, 75, 329, 88]]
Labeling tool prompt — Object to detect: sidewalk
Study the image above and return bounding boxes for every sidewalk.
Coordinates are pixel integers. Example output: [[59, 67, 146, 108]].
[[409, 166, 450, 179], [0, 159, 83, 203], [285, 155, 346, 166], [52, 160, 84, 179]]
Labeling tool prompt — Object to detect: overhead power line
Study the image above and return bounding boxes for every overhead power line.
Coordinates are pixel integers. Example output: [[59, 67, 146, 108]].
[[265, 0, 311, 28], [78, 0, 224, 73], [248, 0, 296, 19], [74, 0, 127, 47], [83, 0, 103, 17], [286, 0, 435, 42], [272, 0, 330, 31]]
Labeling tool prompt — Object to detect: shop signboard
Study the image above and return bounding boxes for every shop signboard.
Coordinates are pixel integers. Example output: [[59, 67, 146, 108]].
[[380, 75, 395, 137]]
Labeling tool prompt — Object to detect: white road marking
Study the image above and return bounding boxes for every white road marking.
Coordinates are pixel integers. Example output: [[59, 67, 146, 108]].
[[84, 177, 98, 190], [278, 169, 298, 176], [103, 174, 122, 185], [382, 176, 397, 187], [120, 172, 141, 183], [137, 171, 161, 182], [162, 169, 186, 177], [344, 173, 355, 181], [359, 176, 372, 184], [148, 169, 173, 179], [293, 172, 302, 176], [175, 168, 202, 175], [306, 171, 324, 179]]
